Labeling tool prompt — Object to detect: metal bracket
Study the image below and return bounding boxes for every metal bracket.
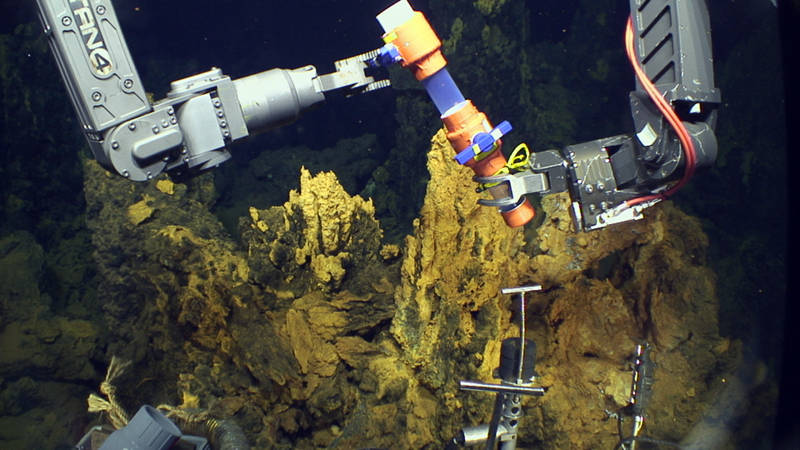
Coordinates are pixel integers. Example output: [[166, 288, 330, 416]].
[[316, 48, 391, 96]]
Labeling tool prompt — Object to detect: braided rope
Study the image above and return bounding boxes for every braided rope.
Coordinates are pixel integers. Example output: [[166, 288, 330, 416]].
[[86, 356, 132, 429]]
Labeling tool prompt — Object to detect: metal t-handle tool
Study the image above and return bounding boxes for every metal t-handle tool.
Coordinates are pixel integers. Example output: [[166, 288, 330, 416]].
[[500, 285, 541, 384], [455, 285, 546, 450]]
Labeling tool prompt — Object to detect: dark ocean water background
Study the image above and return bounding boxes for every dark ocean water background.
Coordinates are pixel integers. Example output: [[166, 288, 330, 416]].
[[0, 0, 791, 448]]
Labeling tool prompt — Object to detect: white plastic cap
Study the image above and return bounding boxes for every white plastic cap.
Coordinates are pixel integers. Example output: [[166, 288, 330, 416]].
[[376, 1, 415, 33]]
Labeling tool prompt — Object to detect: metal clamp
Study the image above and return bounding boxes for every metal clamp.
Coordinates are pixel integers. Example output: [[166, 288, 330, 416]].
[[473, 149, 568, 208], [316, 48, 391, 96]]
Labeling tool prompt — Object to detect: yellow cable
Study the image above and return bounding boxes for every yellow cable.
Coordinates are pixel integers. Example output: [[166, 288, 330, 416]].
[[506, 143, 531, 170], [480, 143, 532, 189]]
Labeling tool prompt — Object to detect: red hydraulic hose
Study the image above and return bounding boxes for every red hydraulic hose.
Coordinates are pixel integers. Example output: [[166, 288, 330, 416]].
[[624, 17, 697, 206]]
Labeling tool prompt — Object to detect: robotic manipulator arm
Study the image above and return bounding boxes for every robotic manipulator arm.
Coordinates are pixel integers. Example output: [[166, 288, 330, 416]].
[[35, 0, 390, 182], [38, 0, 719, 232], [475, 0, 721, 231], [371, 0, 720, 231]]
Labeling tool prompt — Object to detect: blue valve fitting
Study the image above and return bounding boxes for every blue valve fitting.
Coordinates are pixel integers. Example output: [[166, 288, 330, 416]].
[[369, 44, 403, 68], [454, 120, 513, 165]]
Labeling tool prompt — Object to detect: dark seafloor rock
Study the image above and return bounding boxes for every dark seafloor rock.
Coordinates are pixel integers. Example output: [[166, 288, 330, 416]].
[[83, 159, 400, 448], [0, 231, 98, 448]]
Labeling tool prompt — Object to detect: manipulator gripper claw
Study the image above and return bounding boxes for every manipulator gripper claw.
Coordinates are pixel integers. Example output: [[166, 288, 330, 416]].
[[474, 149, 569, 209], [316, 48, 391, 96], [474, 172, 549, 208]]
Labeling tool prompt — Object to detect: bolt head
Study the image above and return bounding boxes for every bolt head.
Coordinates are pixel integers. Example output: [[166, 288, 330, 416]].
[[61, 16, 72, 26]]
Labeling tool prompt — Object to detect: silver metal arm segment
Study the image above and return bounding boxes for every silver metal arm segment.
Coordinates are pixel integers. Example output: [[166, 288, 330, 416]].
[[35, 0, 389, 181], [35, 0, 150, 172]]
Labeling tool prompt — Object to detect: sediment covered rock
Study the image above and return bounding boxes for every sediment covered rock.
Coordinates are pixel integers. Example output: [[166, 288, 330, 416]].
[[80, 129, 739, 449]]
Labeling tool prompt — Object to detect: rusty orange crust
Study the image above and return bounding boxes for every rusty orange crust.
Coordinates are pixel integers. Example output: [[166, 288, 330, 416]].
[[387, 12, 447, 80]]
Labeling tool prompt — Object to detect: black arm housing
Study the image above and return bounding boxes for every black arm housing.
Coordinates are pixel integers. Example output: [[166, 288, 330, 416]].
[[554, 0, 721, 231]]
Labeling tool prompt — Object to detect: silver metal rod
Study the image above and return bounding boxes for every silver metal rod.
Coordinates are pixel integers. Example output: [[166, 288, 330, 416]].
[[486, 393, 505, 450], [500, 285, 541, 384], [500, 285, 542, 295], [459, 380, 546, 396], [460, 423, 510, 447], [500, 436, 518, 450], [517, 293, 526, 383], [631, 415, 644, 450]]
